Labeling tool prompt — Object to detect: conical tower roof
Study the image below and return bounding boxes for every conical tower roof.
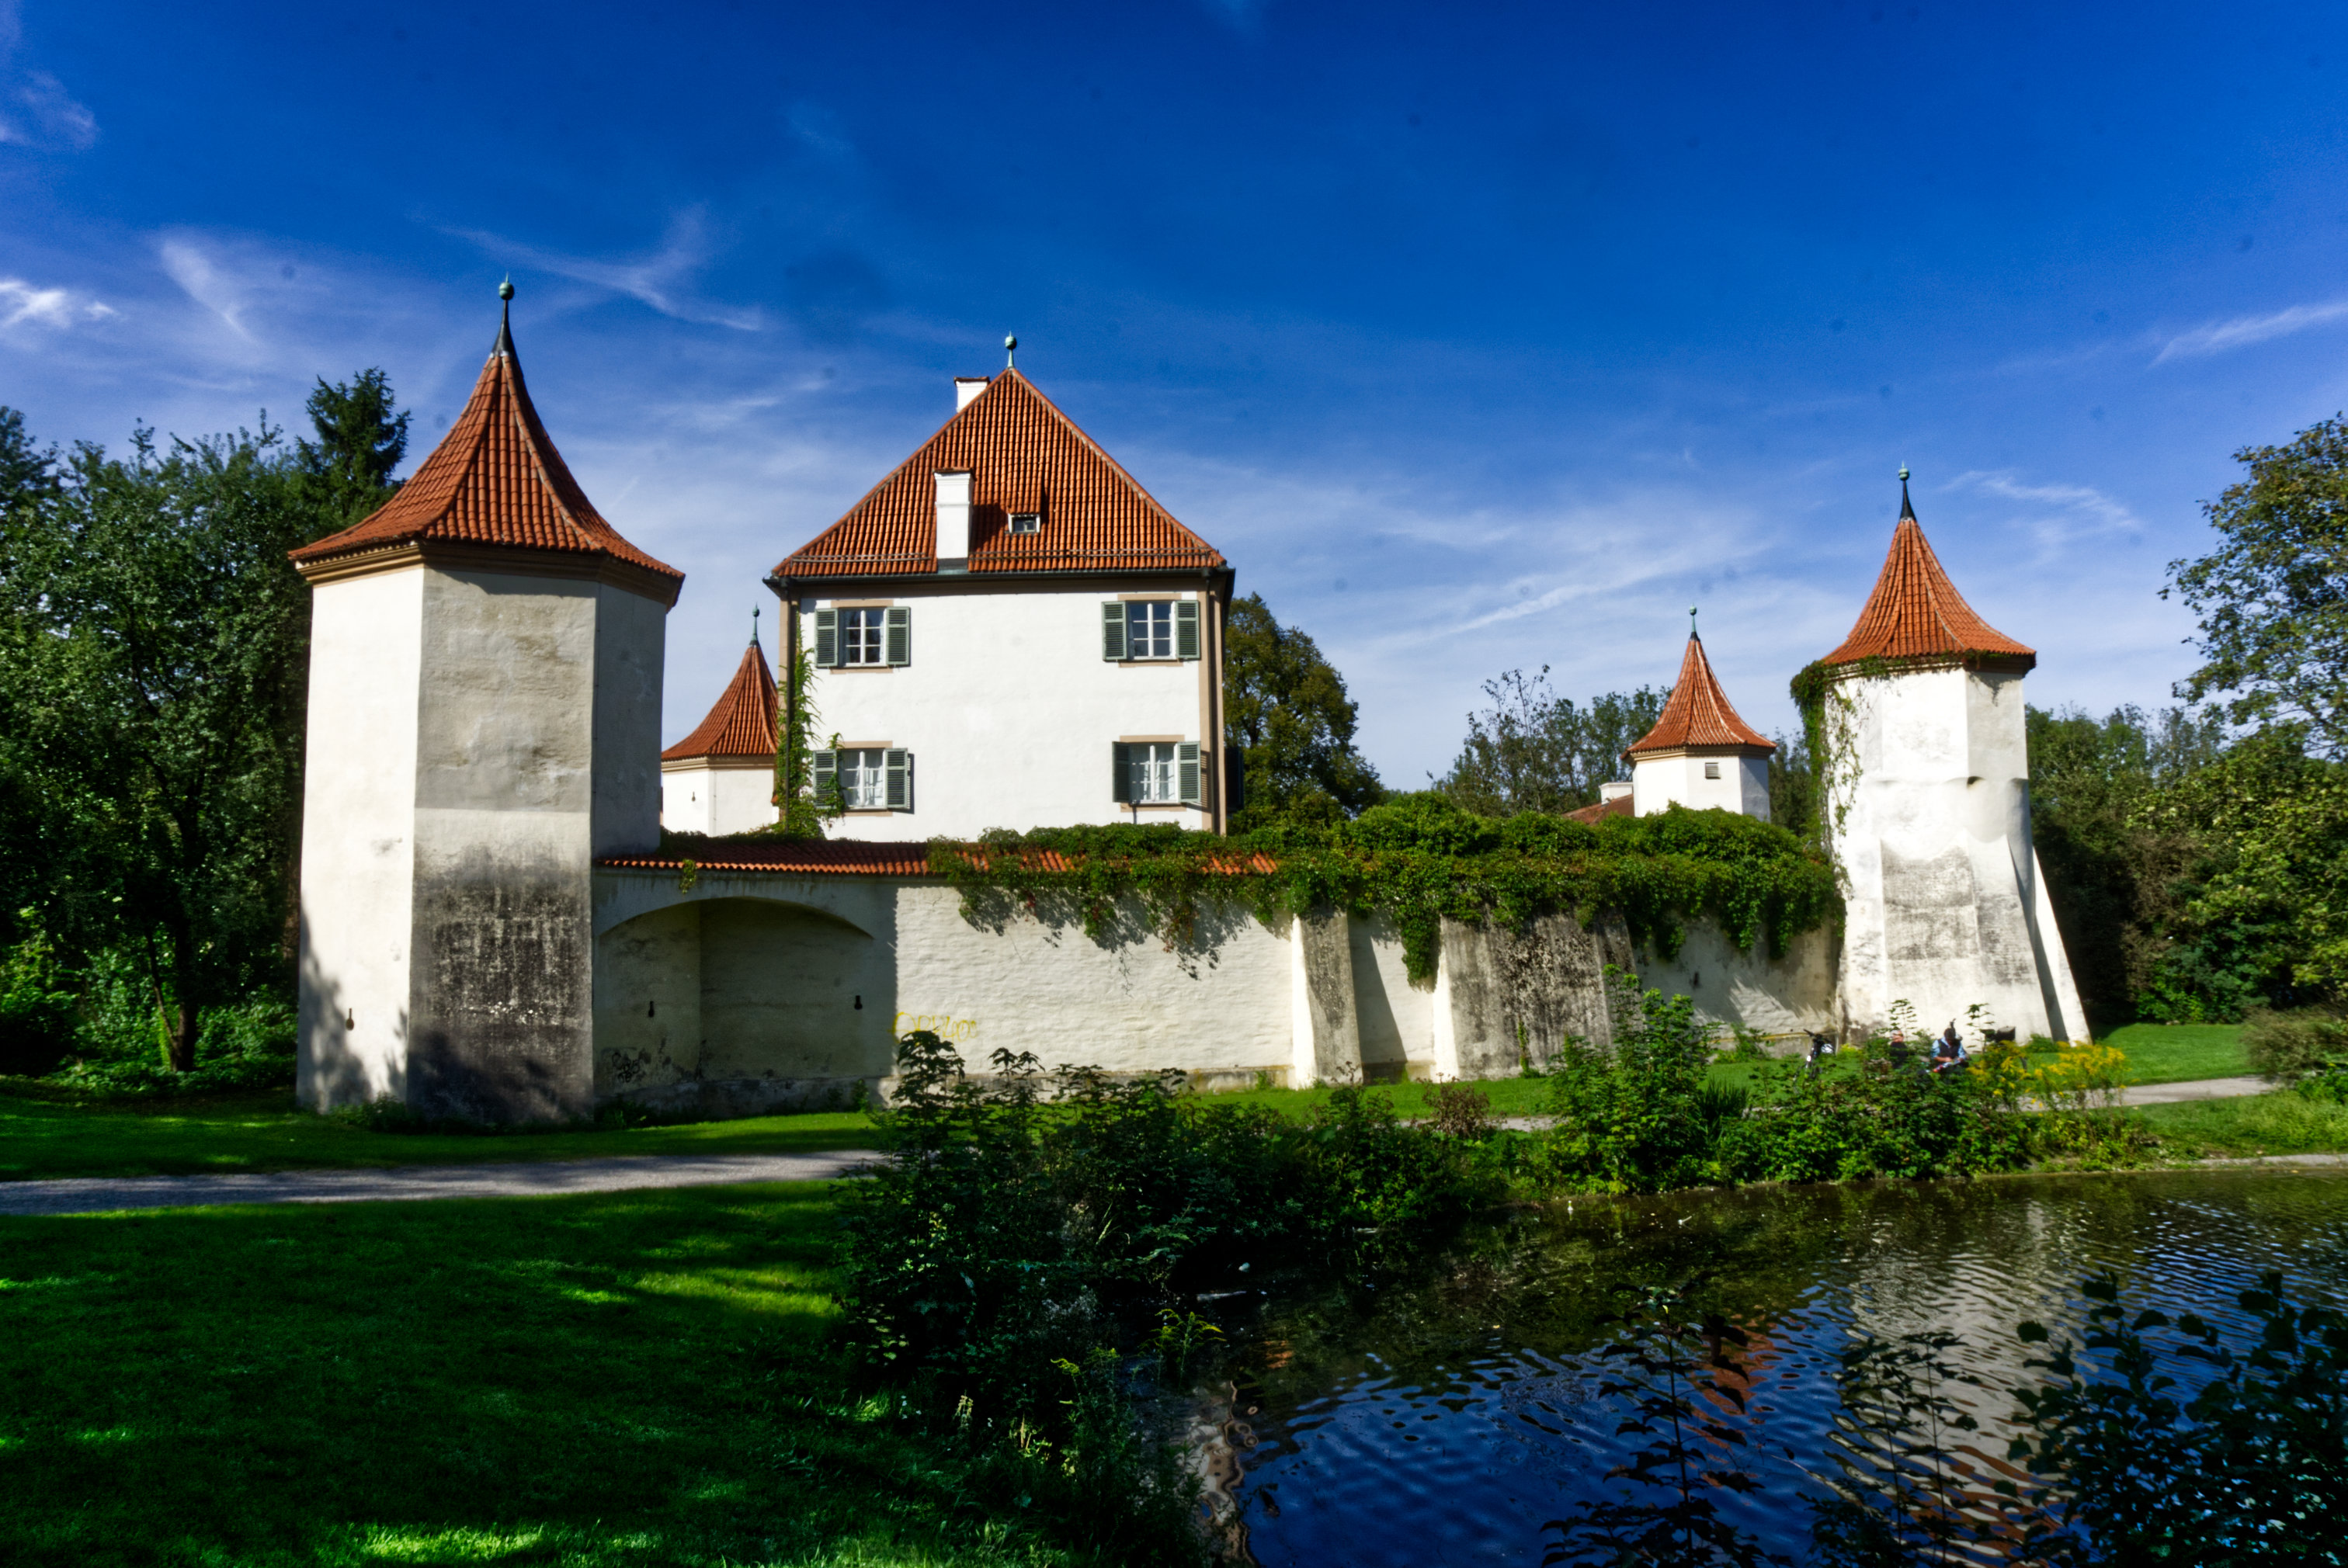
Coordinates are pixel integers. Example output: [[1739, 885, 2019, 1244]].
[[1627, 633, 1775, 756], [662, 633, 778, 762], [290, 291, 683, 601], [775, 369, 1223, 579], [1820, 479, 2032, 669]]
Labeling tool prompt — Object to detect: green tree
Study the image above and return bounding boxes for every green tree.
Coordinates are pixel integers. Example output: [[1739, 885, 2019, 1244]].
[[1437, 668, 1667, 817], [2168, 416, 2348, 753], [1768, 727, 1815, 839], [0, 376, 405, 1070], [297, 369, 409, 498], [1222, 593, 1384, 831], [2027, 702, 2230, 1030]]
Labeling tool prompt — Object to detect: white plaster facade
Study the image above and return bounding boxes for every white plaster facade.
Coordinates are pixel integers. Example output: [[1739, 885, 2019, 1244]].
[[298, 559, 671, 1115], [660, 759, 778, 836], [1631, 751, 1771, 820], [1824, 665, 2089, 1042], [790, 579, 1223, 840]]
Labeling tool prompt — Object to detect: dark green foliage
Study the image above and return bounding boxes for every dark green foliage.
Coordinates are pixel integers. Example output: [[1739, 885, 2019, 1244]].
[[297, 367, 410, 505], [1768, 727, 1817, 843], [2242, 1004, 2348, 1094], [1546, 977, 1728, 1192], [1222, 592, 1384, 830], [2026, 702, 2229, 1029], [837, 1032, 1498, 1560], [930, 794, 1840, 986], [2168, 415, 2348, 753], [2008, 1271, 2348, 1565], [0, 385, 406, 1070], [1438, 667, 1669, 816], [1541, 1284, 1786, 1567], [0, 929, 75, 1077]]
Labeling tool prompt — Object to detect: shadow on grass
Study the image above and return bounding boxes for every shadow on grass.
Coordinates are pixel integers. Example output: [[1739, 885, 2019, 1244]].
[[0, 1183, 1103, 1567]]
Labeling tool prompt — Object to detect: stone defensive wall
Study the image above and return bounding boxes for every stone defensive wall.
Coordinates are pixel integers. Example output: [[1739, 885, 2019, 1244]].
[[592, 842, 1838, 1118]]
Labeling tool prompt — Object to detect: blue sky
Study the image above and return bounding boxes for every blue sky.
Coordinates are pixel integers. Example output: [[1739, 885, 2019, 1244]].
[[5, 0, 2347, 782]]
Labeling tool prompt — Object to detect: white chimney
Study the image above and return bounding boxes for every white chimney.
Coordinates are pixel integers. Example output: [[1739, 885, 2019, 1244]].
[[954, 376, 988, 411], [934, 470, 974, 571]]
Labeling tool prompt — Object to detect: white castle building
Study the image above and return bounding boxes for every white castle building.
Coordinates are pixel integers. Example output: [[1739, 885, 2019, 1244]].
[[288, 298, 2083, 1122]]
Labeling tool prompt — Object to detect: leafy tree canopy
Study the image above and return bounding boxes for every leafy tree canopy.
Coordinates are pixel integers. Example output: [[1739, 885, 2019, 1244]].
[[2169, 415, 2348, 754], [297, 368, 409, 498], [1222, 593, 1384, 831], [1436, 668, 1666, 817]]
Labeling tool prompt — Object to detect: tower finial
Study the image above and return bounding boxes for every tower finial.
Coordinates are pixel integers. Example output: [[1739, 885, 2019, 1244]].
[[1004, 333, 1017, 369], [495, 276, 517, 359], [1898, 464, 1916, 521], [1690, 604, 1699, 640], [751, 603, 761, 647]]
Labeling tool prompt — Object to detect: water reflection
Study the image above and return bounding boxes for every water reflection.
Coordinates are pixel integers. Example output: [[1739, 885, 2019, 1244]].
[[1206, 1170, 2348, 1565]]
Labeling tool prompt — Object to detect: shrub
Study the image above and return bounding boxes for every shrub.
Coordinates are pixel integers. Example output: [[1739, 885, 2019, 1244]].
[[0, 931, 77, 1077], [2244, 1004, 2348, 1090], [1544, 973, 1725, 1192], [1426, 1082, 1494, 1139]]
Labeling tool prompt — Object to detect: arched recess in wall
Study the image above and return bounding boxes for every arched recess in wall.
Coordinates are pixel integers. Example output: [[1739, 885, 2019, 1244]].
[[596, 894, 898, 1095]]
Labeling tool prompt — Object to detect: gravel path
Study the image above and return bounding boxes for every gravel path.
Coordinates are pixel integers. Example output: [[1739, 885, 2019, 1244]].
[[2119, 1075, 2270, 1106], [0, 1150, 879, 1218]]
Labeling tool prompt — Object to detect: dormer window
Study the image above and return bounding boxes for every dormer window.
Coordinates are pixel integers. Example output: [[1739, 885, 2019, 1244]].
[[1009, 512, 1041, 534]]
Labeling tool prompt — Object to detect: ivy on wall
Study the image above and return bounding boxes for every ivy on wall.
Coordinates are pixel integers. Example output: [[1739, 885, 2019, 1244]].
[[923, 794, 1842, 983]]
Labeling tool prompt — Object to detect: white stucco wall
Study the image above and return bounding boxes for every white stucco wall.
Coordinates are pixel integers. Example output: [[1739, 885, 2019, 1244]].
[[297, 566, 425, 1110], [661, 761, 779, 835], [1827, 666, 2086, 1042], [1632, 751, 1772, 820], [592, 581, 669, 856], [798, 581, 1217, 839]]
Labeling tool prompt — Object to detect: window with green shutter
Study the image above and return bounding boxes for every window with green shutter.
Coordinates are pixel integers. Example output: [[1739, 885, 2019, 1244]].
[[1178, 742, 1201, 806], [1111, 742, 1131, 803], [811, 749, 838, 807], [1176, 600, 1200, 660], [812, 609, 839, 668], [885, 749, 911, 810], [1101, 602, 1126, 661], [885, 606, 911, 666]]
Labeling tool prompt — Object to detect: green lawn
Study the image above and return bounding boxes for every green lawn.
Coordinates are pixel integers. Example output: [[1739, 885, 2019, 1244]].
[[0, 1088, 879, 1184], [2130, 1091, 2348, 1158], [0, 1182, 1109, 1567], [2099, 1023, 2251, 1085], [1193, 1074, 1558, 1121]]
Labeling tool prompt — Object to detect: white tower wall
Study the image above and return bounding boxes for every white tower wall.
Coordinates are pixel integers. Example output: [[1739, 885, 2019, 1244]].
[[661, 760, 780, 835], [1825, 664, 2088, 1042], [1631, 751, 1771, 820], [298, 560, 669, 1119]]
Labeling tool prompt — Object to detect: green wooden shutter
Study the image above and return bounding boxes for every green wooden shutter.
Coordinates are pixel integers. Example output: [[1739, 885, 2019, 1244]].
[[1111, 743, 1131, 803], [886, 606, 910, 666], [885, 749, 910, 810], [812, 749, 836, 807], [813, 609, 839, 668], [1178, 742, 1201, 806], [1102, 602, 1126, 661], [1176, 599, 1200, 660]]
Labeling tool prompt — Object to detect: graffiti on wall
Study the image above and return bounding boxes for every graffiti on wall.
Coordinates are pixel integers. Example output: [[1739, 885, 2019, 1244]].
[[894, 1011, 980, 1043]]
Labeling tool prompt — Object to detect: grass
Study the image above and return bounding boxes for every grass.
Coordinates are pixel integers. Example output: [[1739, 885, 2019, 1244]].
[[0, 1087, 879, 1184], [2131, 1090, 2348, 1159], [2098, 1022, 2251, 1085], [0, 1181, 1113, 1567]]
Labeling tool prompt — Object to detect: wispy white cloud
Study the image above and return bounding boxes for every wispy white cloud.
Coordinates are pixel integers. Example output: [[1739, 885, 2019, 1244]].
[[0, 5, 98, 150], [2153, 298, 2348, 363], [1949, 468, 2141, 559], [0, 275, 111, 328], [158, 238, 255, 338], [448, 210, 766, 331]]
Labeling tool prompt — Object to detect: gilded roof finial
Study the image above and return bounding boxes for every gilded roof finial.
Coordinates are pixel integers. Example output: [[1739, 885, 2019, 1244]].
[[1004, 333, 1018, 369]]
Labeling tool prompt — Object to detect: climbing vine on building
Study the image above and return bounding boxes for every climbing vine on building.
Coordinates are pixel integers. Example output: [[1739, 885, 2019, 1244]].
[[923, 793, 1841, 984]]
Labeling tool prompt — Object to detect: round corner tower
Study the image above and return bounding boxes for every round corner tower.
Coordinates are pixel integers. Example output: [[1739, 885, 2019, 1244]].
[[1813, 477, 2088, 1043], [288, 291, 683, 1120]]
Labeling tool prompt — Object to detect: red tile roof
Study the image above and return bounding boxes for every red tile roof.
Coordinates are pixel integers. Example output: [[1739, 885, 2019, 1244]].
[[1565, 793, 1636, 825], [600, 841, 937, 876], [596, 841, 1281, 878], [775, 369, 1224, 578], [1821, 487, 2034, 668], [290, 306, 683, 591], [662, 637, 778, 762], [1627, 635, 1775, 755]]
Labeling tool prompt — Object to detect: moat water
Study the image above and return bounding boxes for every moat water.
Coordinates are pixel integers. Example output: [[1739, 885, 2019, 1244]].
[[1197, 1169, 2348, 1564]]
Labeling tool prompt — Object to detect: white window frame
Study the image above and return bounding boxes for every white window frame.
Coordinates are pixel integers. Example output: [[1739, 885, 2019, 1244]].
[[839, 608, 886, 666], [1125, 600, 1173, 660]]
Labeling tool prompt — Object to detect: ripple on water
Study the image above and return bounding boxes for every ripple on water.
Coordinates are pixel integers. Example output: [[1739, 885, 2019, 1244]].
[[1214, 1171, 2348, 1566]]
